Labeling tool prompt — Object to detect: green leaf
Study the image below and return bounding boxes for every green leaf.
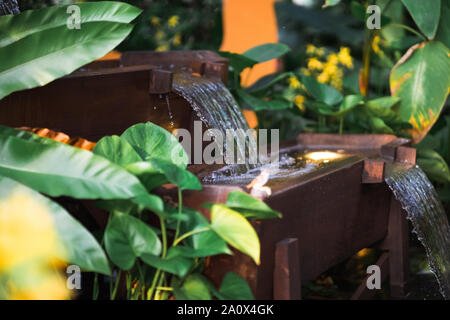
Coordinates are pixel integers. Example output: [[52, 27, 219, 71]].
[[141, 254, 193, 277], [224, 191, 282, 220], [219, 272, 254, 300], [300, 75, 343, 106], [125, 159, 202, 191], [242, 43, 291, 63], [0, 2, 142, 48], [131, 193, 165, 215], [436, 0, 450, 48], [121, 122, 189, 168], [175, 207, 231, 257], [322, 0, 341, 8], [247, 72, 294, 95], [218, 51, 257, 74], [237, 88, 292, 111], [390, 41, 450, 143], [173, 274, 211, 300], [0, 21, 134, 100], [210, 204, 260, 265], [401, 0, 441, 39], [368, 117, 395, 134], [93, 135, 142, 166], [104, 211, 161, 270], [0, 134, 147, 199], [0, 177, 110, 275], [332, 94, 363, 117], [417, 148, 450, 184], [365, 96, 400, 121]]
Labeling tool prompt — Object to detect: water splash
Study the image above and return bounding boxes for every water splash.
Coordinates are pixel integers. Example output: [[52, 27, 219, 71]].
[[385, 165, 450, 299], [173, 73, 255, 173]]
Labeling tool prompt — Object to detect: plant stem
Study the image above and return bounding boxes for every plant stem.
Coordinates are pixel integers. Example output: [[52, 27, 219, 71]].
[[156, 286, 173, 291], [110, 270, 122, 300], [383, 23, 427, 41], [148, 216, 168, 300], [173, 188, 183, 244], [339, 117, 344, 135], [172, 227, 210, 246]]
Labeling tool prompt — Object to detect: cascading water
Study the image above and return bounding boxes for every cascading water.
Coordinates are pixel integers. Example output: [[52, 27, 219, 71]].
[[173, 73, 256, 174], [385, 164, 450, 299]]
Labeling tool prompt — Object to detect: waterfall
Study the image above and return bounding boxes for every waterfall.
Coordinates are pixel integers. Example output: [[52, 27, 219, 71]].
[[385, 164, 450, 299], [172, 73, 256, 174]]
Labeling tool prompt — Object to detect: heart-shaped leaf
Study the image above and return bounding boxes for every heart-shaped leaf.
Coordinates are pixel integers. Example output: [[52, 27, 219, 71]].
[[300, 75, 343, 106], [210, 204, 260, 265], [104, 211, 161, 270], [121, 122, 189, 168], [219, 272, 254, 300], [242, 43, 291, 63], [141, 254, 193, 277], [93, 135, 142, 166], [173, 274, 212, 300], [224, 191, 282, 220]]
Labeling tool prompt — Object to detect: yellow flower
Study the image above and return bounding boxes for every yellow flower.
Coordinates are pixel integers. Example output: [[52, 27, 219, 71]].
[[294, 95, 306, 112], [150, 16, 160, 26], [315, 47, 325, 57], [306, 44, 316, 55], [288, 76, 301, 89], [0, 190, 65, 271], [168, 15, 179, 28], [338, 46, 353, 68], [156, 30, 165, 40], [173, 33, 182, 46], [326, 53, 339, 66], [323, 62, 338, 77], [371, 35, 382, 55], [300, 67, 311, 76], [317, 72, 330, 83], [156, 44, 169, 52], [307, 58, 323, 70]]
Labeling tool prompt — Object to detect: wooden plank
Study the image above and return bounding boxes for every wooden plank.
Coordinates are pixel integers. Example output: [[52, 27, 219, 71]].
[[351, 252, 389, 300], [362, 159, 385, 184], [274, 238, 301, 300]]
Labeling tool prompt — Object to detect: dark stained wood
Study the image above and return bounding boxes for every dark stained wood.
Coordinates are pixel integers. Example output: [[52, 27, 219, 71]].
[[351, 252, 389, 300], [149, 69, 173, 94], [274, 238, 301, 300], [396, 146, 417, 165], [380, 138, 412, 161], [362, 159, 385, 184]]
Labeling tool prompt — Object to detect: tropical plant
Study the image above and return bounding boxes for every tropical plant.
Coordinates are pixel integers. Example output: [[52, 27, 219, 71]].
[[91, 122, 282, 300]]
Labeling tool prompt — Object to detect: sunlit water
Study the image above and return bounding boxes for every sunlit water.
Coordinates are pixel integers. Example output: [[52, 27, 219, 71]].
[[386, 164, 450, 299], [202, 149, 355, 185], [173, 73, 256, 174]]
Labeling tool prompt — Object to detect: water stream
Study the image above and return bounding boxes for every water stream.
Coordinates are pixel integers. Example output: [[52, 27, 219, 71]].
[[386, 164, 450, 299], [173, 73, 255, 173]]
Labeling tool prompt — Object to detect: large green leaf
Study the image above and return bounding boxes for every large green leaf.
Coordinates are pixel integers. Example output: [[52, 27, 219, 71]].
[[300, 75, 343, 106], [93, 135, 142, 166], [210, 204, 260, 265], [0, 134, 147, 199], [0, 177, 110, 275], [219, 272, 254, 300], [401, 0, 441, 39], [0, 21, 134, 100], [224, 191, 282, 220], [390, 41, 450, 143], [121, 122, 189, 168], [104, 211, 161, 270], [173, 274, 212, 300], [0, 2, 142, 47], [242, 43, 291, 63], [247, 72, 294, 95]]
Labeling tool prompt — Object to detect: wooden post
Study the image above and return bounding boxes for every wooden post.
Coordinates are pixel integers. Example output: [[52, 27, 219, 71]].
[[273, 238, 301, 300], [386, 196, 409, 298]]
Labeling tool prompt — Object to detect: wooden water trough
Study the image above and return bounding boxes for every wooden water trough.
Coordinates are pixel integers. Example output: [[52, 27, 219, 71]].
[[0, 51, 415, 300]]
